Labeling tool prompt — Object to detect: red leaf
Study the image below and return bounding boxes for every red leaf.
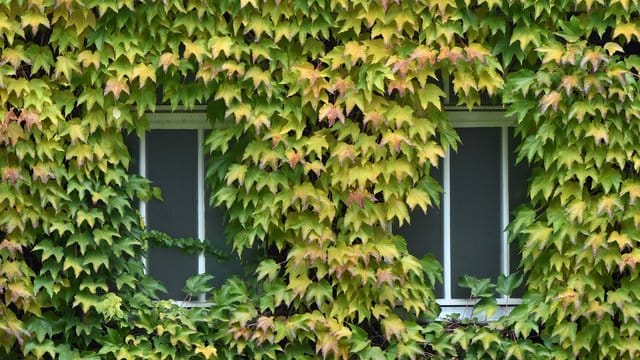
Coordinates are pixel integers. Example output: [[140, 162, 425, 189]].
[[346, 189, 376, 208], [104, 79, 130, 100], [318, 104, 345, 126], [18, 109, 41, 131], [540, 91, 561, 114], [1, 167, 22, 185]]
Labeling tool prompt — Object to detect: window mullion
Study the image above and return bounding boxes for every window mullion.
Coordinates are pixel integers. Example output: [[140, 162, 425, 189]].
[[197, 129, 206, 301], [500, 126, 510, 298], [443, 148, 452, 300], [139, 132, 148, 274]]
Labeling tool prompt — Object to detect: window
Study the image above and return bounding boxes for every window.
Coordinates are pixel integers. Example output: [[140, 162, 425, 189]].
[[125, 111, 250, 301], [398, 110, 529, 316], [127, 109, 529, 311]]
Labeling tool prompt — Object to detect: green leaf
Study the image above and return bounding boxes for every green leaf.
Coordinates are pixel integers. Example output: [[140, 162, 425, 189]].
[[458, 275, 495, 298], [496, 273, 523, 297], [183, 273, 215, 297], [54, 55, 81, 82], [416, 83, 445, 110], [73, 291, 101, 313], [82, 250, 110, 272], [256, 259, 280, 282], [33, 240, 64, 263], [473, 297, 498, 319], [305, 280, 332, 308]]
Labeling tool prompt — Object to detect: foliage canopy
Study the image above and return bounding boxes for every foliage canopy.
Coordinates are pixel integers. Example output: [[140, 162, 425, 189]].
[[0, 0, 639, 359]]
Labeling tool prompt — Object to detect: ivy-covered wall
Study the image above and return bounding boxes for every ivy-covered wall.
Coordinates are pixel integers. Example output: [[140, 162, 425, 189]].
[[0, 0, 639, 359]]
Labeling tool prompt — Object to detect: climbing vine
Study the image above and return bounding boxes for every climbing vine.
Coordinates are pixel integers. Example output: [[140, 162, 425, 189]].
[[0, 0, 638, 359]]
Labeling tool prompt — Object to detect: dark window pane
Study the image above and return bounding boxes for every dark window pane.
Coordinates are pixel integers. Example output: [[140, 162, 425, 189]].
[[509, 128, 530, 297], [451, 127, 502, 298], [205, 188, 251, 287], [204, 130, 254, 287], [123, 132, 139, 175], [397, 163, 444, 298], [146, 130, 199, 299]]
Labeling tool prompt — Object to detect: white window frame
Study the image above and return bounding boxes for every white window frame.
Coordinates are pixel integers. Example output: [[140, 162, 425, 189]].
[[438, 109, 523, 318], [137, 111, 210, 301], [138, 107, 525, 314]]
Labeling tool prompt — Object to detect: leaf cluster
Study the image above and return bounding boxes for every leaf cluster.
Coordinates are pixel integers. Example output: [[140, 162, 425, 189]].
[[0, 0, 639, 359]]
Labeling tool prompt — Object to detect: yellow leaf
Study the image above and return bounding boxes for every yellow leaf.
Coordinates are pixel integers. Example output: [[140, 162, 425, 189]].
[[452, 70, 476, 97], [183, 39, 207, 63], [596, 195, 623, 218], [511, 25, 541, 51], [131, 63, 156, 88], [104, 79, 130, 100], [608, 231, 632, 251], [158, 52, 178, 72], [410, 45, 437, 67], [1, 47, 29, 70], [586, 125, 609, 146], [406, 188, 432, 213], [78, 50, 100, 69], [21, 11, 50, 34], [194, 345, 217, 359], [225, 164, 247, 186], [63, 257, 86, 278], [54, 55, 81, 82], [613, 22, 640, 43], [566, 200, 586, 224], [525, 224, 553, 249], [244, 66, 270, 89], [316, 332, 339, 359], [68, 123, 87, 144], [585, 232, 606, 257], [622, 181, 640, 204], [210, 36, 234, 58], [381, 315, 405, 342], [221, 61, 245, 78], [536, 44, 564, 64], [287, 275, 312, 299], [604, 42, 624, 56], [371, 24, 396, 46], [477, 68, 503, 96]]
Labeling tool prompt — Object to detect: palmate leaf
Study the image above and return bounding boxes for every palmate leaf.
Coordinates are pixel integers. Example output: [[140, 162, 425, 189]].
[[183, 274, 215, 297], [472, 329, 502, 352], [53, 55, 81, 82], [131, 63, 156, 88], [33, 240, 64, 263], [613, 22, 640, 43], [24, 340, 57, 359], [82, 250, 110, 272], [458, 275, 495, 298], [72, 291, 101, 313], [4, 0, 637, 358], [287, 275, 312, 299], [305, 280, 332, 308], [63, 256, 87, 279], [194, 345, 218, 359], [416, 83, 445, 110], [496, 273, 523, 297], [473, 297, 498, 319], [405, 188, 431, 213], [381, 315, 405, 342], [256, 259, 280, 282]]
